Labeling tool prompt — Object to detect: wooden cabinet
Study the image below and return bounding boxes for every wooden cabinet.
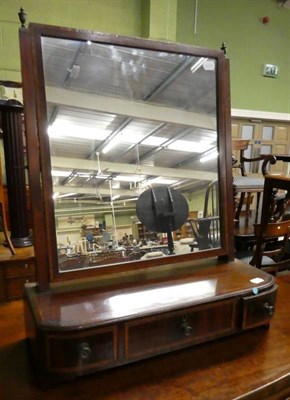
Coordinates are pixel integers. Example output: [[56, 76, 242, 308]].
[[231, 118, 290, 175], [23, 259, 277, 384], [133, 222, 158, 242], [0, 257, 35, 302]]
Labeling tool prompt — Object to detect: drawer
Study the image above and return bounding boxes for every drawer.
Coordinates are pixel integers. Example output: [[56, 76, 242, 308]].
[[6, 275, 35, 300], [5, 260, 35, 278], [242, 285, 278, 329], [46, 326, 118, 373], [125, 299, 237, 360]]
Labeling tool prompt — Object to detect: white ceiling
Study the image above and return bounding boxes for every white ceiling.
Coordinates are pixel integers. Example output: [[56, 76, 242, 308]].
[[41, 36, 219, 213]]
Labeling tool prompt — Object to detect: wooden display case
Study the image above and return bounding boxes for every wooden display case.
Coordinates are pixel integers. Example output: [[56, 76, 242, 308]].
[[19, 22, 277, 386]]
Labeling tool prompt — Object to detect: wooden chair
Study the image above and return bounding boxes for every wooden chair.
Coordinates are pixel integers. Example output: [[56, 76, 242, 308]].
[[189, 179, 220, 250], [237, 175, 290, 275], [232, 139, 276, 221], [249, 219, 290, 274]]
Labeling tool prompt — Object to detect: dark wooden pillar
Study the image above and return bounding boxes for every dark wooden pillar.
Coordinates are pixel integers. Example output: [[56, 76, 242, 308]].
[[0, 99, 32, 247]]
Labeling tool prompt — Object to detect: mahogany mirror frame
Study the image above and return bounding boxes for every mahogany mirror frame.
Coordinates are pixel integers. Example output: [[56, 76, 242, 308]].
[[19, 23, 234, 291]]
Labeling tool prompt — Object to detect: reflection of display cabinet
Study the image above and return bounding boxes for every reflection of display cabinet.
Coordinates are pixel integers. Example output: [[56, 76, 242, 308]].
[[81, 225, 101, 238], [231, 118, 290, 175], [174, 211, 198, 240], [133, 222, 158, 241]]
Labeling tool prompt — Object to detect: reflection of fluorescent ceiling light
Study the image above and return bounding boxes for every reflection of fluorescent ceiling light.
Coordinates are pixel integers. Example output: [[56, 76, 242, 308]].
[[51, 170, 72, 177], [103, 131, 145, 154], [112, 181, 120, 189], [120, 131, 144, 143], [102, 137, 121, 154], [57, 193, 77, 198], [95, 174, 110, 179], [203, 60, 216, 71], [67, 175, 76, 183], [200, 151, 218, 163], [149, 177, 178, 185], [48, 121, 109, 141], [103, 134, 168, 153], [76, 173, 91, 178], [190, 57, 208, 73], [113, 175, 146, 182], [52, 192, 59, 199], [115, 197, 138, 203], [112, 194, 120, 201], [142, 136, 167, 146], [167, 140, 212, 153]]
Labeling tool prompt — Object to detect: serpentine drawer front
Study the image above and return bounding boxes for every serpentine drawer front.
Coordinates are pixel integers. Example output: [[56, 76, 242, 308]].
[[124, 298, 238, 360], [242, 285, 278, 329], [46, 326, 118, 373]]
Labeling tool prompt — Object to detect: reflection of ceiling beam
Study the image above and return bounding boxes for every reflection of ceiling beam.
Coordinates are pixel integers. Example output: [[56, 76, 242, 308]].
[[51, 156, 217, 181], [133, 126, 195, 164], [54, 185, 134, 197], [46, 86, 216, 130], [55, 206, 136, 218]]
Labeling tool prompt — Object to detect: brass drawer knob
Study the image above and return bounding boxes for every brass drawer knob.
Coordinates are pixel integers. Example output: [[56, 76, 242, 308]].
[[78, 342, 92, 361], [181, 316, 193, 337], [264, 303, 275, 316]]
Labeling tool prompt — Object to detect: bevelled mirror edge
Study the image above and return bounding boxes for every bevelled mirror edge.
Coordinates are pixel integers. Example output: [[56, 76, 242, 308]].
[[19, 23, 234, 289]]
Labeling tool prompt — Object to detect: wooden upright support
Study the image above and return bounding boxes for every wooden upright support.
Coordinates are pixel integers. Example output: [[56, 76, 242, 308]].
[[0, 99, 32, 247]]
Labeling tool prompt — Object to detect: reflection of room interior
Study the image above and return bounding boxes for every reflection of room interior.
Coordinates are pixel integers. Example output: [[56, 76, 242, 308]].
[[55, 181, 219, 271], [42, 34, 221, 271]]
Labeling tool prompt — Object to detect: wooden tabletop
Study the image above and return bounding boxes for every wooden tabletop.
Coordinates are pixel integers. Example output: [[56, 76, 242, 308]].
[[0, 244, 34, 263]]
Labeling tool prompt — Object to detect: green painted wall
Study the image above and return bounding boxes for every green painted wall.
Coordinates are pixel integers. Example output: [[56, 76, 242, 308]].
[[0, 0, 289, 113], [177, 0, 290, 114], [0, 0, 142, 81], [141, 0, 150, 38], [148, 0, 178, 41]]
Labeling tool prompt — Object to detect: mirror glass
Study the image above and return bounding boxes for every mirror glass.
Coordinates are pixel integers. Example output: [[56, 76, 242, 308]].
[[40, 36, 220, 273]]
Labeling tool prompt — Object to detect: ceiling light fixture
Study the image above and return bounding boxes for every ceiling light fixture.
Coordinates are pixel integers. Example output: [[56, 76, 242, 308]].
[[167, 140, 212, 153], [203, 60, 216, 71], [51, 170, 72, 177], [48, 121, 109, 141], [200, 150, 218, 163], [57, 192, 77, 198], [190, 57, 208, 73], [102, 136, 121, 154]]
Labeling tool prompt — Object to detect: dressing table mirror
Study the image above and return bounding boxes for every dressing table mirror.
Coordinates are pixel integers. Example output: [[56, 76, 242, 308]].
[[19, 23, 277, 385]]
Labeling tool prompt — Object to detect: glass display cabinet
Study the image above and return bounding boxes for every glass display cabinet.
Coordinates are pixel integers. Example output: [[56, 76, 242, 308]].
[[19, 22, 277, 386]]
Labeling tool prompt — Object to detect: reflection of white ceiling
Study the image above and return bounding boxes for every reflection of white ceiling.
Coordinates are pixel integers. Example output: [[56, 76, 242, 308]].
[[42, 37, 219, 205], [46, 86, 217, 130]]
